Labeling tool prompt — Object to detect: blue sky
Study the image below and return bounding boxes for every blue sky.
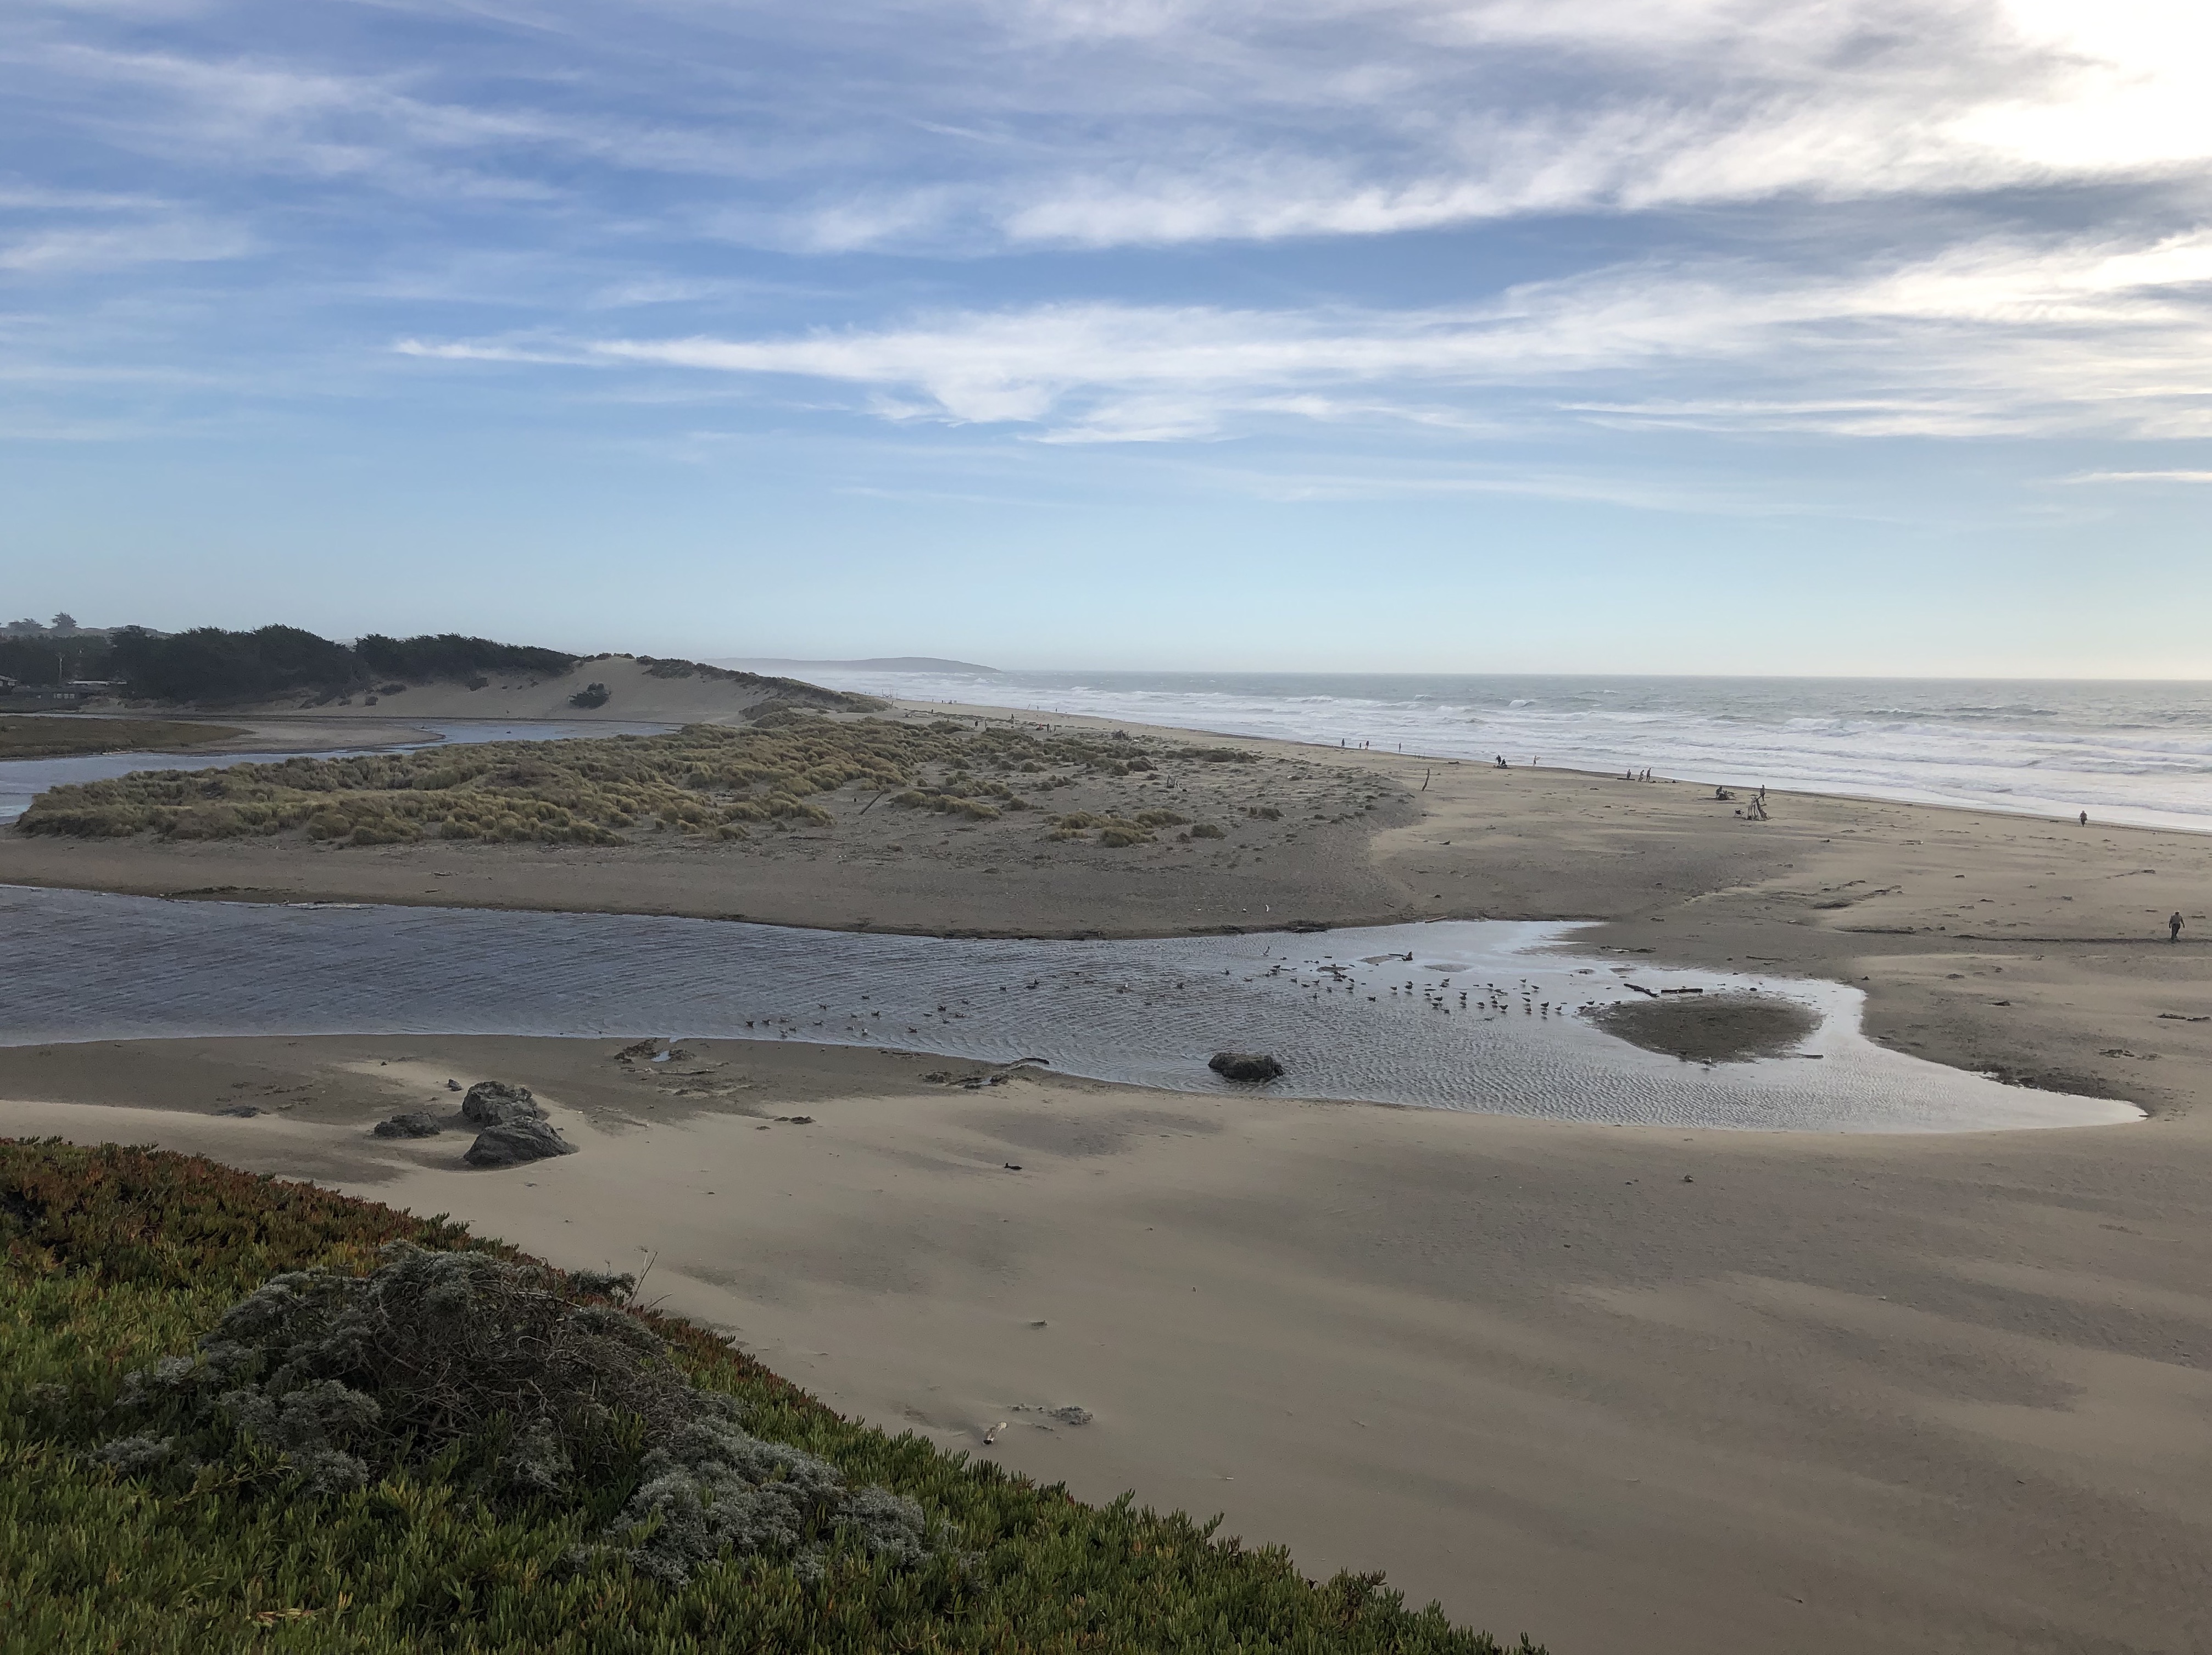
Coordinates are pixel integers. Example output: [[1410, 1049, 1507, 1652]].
[[5, 0, 2210, 675]]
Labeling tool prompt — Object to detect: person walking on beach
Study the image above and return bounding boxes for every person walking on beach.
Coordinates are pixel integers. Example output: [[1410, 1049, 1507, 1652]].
[[2080, 811, 2088, 826], [2171, 911, 2185, 943]]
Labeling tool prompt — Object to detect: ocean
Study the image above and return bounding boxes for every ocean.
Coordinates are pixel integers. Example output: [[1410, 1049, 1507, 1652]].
[[765, 668, 2212, 834]]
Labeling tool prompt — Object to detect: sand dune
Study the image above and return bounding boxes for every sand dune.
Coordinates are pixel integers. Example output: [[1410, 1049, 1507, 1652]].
[[237, 654, 854, 726]]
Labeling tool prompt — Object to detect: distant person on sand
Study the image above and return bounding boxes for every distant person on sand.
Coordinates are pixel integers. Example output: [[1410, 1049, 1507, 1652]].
[[2171, 912, 2185, 943], [2080, 811, 2088, 826]]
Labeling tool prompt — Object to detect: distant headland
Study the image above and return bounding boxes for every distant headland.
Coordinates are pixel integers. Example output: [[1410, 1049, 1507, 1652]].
[[711, 655, 1001, 675]]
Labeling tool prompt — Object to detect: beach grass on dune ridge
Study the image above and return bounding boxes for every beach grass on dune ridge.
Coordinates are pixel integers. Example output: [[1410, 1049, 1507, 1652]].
[[14, 712, 1264, 849], [0, 1139, 1536, 1654]]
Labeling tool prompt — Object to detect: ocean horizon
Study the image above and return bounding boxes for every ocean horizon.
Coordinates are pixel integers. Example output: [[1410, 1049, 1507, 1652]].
[[736, 667, 2212, 834]]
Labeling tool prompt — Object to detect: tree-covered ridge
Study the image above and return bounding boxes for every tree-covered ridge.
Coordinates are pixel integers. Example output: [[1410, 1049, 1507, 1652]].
[[0, 632, 118, 687], [105, 625, 581, 704], [0, 1139, 1537, 1653], [354, 632, 579, 684], [1, 622, 863, 705]]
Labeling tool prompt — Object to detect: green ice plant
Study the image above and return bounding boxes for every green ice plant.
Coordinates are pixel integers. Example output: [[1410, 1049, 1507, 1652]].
[[0, 1139, 1540, 1653]]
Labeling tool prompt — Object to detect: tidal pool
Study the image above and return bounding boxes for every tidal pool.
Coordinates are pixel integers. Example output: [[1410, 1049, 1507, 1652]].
[[0, 887, 2136, 1133]]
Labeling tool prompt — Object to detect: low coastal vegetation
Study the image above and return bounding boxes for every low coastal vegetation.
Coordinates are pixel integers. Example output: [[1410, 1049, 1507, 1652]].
[[0, 714, 246, 760], [19, 712, 1266, 849], [1, 1140, 1535, 1652]]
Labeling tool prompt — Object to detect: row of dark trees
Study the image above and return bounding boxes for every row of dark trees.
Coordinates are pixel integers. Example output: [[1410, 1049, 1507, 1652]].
[[354, 632, 575, 684], [1, 625, 577, 703], [0, 634, 116, 687]]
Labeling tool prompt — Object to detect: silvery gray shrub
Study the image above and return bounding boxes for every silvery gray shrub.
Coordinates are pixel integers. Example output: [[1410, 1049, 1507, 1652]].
[[102, 1242, 938, 1582]]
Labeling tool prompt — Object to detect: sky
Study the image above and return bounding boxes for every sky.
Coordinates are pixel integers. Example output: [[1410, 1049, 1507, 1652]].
[[4, 0, 2210, 676]]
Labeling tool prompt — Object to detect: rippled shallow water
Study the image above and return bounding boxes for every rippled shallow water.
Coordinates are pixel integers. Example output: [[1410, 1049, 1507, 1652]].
[[0, 887, 2135, 1134]]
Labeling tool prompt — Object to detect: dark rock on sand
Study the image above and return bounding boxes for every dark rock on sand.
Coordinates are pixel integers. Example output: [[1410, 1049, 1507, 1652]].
[[372, 1110, 444, 1139], [213, 1105, 264, 1118], [1209, 1051, 1285, 1083], [464, 1117, 577, 1168], [461, 1079, 544, 1127]]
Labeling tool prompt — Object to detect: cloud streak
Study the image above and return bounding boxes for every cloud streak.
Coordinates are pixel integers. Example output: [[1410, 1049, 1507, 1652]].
[[9, 0, 2212, 505], [0, 218, 251, 272], [2064, 470, 2212, 484], [11, 0, 2212, 253], [405, 227, 2212, 442]]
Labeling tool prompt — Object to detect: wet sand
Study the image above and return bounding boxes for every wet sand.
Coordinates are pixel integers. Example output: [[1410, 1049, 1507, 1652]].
[[3, 1033, 2208, 1654]]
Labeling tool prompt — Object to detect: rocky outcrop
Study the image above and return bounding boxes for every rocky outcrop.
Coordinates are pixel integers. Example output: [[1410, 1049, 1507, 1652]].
[[372, 1111, 443, 1138], [461, 1080, 544, 1127], [463, 1116, 577, 1168], [1208, 1051, 1285, 1083]]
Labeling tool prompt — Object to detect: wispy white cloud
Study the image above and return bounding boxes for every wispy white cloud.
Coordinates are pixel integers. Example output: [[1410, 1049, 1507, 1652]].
[[0, 218, 251, 272], [412, 227, 2212, 441], [393, 337, 585, 365], [14, 0, 2212, 252], [12, 0, 2212, 491], [2063, 469, 2212, 483], [7, 34, 862, 204], [795, 0, 2212, 250], [0, 183, 169, 209]]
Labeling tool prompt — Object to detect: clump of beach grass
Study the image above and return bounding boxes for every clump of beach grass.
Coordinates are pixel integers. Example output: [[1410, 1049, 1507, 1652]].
[[17, 712, 1322, 851], [1051, 806, 1191, 846]]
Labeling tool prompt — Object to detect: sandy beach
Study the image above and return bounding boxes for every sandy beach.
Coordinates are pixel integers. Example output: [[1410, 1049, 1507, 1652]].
[[7, 703, 2212, 1651], [3, 1033, 2208, 1653]]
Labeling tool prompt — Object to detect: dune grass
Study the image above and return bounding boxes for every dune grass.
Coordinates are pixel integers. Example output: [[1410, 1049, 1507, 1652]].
[[0, 715, 247, 760], [16, 712, 1272, 850], [0, 1139, 1537, 1653]]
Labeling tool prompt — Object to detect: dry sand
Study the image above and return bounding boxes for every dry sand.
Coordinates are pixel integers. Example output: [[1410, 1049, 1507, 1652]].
[[3, 1033, 2208, 1654], [8, 705, 2212, 1651]]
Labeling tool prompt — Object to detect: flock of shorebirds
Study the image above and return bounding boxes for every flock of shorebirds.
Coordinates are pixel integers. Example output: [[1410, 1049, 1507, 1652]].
[[692, 951, 1667, 1060]]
